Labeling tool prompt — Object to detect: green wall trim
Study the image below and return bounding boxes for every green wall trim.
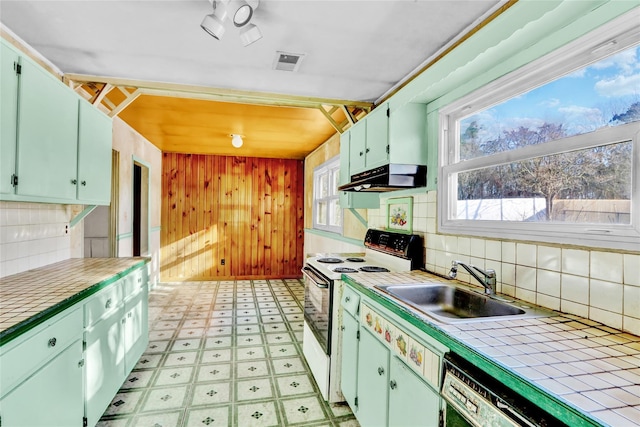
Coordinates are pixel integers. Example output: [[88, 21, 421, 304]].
[[0, 259, 150, 347], [347, 208, 368, 228], [117, 232, 134, 241], [151, 226, 161, 233], [304, 228, 363, 248], [343, 276, 604, 427]]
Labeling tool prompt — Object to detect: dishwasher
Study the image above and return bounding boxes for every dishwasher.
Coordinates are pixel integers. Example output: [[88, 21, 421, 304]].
[[441, 353, 569, 427]]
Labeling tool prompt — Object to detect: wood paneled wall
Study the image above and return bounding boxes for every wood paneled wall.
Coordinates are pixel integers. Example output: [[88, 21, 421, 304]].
[[161, 153, 304, 281]]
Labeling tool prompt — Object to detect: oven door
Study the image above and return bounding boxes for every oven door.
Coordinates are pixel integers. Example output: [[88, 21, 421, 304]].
[[302, 265, 333, 355]]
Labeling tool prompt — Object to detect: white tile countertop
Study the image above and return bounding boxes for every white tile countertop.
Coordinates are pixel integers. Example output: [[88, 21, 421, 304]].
[[0, 257, 149, 345], [343, 270, 640, 427]]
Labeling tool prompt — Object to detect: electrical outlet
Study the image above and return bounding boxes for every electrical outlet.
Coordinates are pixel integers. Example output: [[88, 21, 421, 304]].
[[221, 259, 225, 265]]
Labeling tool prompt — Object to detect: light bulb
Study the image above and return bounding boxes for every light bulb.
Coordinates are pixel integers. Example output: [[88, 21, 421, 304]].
[[231, 134, 243, 148]]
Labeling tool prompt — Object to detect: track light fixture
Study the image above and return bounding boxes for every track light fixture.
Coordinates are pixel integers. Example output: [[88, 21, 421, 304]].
[[201, 0, 262, 46]]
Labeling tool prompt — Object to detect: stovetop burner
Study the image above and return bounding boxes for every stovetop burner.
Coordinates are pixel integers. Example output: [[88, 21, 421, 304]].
[[345, 257, 365, 262], [333, 267, 359, 273], [359, 266, 391, 273], [317, 257, 344, 264]]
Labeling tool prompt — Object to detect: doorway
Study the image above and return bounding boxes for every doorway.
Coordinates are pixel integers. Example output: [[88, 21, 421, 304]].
[[133, 160, 149, 256]]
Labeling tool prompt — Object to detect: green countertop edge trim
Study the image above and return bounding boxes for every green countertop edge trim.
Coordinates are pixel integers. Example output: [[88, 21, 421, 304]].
[[0, 258, 150, 347], [342, 276, 603, 427], [303, 228, 363, 248]]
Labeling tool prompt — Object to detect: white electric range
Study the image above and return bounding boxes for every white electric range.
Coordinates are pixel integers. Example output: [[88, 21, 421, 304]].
[[302, 229, 423, 402]]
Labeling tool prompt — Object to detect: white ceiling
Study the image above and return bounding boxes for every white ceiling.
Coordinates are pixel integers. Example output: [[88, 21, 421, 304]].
[[0, 0, 504, 104]]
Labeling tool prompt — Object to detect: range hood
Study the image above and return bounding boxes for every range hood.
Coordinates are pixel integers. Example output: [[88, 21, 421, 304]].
[[338, 164, 427, 192]]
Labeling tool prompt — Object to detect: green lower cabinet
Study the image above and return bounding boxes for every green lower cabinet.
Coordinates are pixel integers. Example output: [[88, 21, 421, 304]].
[[340, 311, 359, 410], [123, 285, 149, 371], [357, 328, 390, 427], [388, 355, 441, 427], [85, 307, 126, 427], [0, 339, 84, 426]]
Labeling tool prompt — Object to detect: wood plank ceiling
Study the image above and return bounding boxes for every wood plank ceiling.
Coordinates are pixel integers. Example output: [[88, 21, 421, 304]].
[[65, 75, 372, 160]]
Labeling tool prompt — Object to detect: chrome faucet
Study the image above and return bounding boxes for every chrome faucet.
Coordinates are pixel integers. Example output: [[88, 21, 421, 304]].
[[448, 260, 497, 295]]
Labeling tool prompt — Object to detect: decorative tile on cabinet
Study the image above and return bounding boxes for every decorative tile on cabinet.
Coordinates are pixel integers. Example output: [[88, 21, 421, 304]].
[[393, 325, 409, 362], [407, 336, 425, 375]]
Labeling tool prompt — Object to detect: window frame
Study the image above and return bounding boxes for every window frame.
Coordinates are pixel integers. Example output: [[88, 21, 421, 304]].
[[438, 17, 640, 251], [312, 156, 343, 234]]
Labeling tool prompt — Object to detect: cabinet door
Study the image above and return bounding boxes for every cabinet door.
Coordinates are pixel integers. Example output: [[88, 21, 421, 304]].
[[388, 356, 441, 427], [348, 122, 367, 174], [0, 339, 83, 427], [124, 284, 149, 372], [364, 104, 389, 170], [16, 57, 78, 200], [340, 311, 359, 410], [339, 131, 379, 208], [1, 42, 19, 195], [77, 101, 112, 204], [357, 328, 389, 427], [85, 307, 125, 427]]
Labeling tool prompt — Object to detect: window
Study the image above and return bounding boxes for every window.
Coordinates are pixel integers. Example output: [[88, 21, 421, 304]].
[[313, 156, 342, 233], [439, 18, 639, 251]]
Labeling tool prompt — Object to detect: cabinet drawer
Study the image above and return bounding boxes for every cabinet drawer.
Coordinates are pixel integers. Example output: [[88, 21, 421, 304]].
[[84, 280, 123, 327], [0, 307, 82, 395], [123, 268, 147, 300], [341, 286, 360, 317]]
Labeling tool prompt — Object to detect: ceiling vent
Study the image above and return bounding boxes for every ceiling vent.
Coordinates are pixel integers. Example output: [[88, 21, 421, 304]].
[[273, 51, 305, 72]]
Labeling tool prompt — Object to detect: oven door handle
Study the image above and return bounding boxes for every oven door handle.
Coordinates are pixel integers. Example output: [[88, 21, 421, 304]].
[[302, 267, 329, 288]]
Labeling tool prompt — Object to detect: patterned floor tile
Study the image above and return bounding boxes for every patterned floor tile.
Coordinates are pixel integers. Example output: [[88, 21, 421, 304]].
[[236, 401, 280, 427], [155, 366, 194, 386], [191, 382, 232, 405], [276, 374, 317, 397], [236, 377, 275, 401], [196, 363, 232, 382], [164, 351, 199, 366], [141, 386, 189, 412], [281, 396, 328, 424], [103, 390, 145, 416], [201, 348, 232, 363], [131, 410, 182, 427], [185, 406, 231, 427], [236, 360, 271, 378], [99, 279, 359, 427]]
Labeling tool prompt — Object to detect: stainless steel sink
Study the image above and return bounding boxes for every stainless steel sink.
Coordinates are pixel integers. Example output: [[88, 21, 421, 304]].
[[375, 283, 550, 323]]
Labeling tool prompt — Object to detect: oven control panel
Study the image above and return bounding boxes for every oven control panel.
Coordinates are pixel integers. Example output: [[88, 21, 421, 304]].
[[364, 229, 422, 261]]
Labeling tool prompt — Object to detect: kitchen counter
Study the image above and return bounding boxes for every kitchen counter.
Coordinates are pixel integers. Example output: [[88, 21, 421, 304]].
[[0, 257, 149, 346], [343, 270, 640, 427]]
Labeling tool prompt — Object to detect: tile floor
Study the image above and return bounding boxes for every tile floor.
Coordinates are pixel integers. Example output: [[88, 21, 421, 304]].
[[97, 279, 359, 427]]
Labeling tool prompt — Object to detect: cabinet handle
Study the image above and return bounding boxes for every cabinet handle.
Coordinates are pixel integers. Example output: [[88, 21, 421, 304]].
[[359, 151, 364, 156], [340, 325, 345, 331], [366, 148, 370, 153], [81, 180, 87, 186], [345, 296, 350, 302], [390, 380, 397, 390], [105, 298, 112, 309], [71, 179, 77, 185], [78, 359, 85, 368], [377, 367, 384, 376], [48, 337, 57, 347]]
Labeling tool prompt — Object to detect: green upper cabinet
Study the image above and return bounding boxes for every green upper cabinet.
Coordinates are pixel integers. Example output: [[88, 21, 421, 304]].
[[77, 101, 112, 204], [341, 101, 428, 184], [347, 120, 367, 174], [363, 103, 389, 171], [0, 42, 19, 195], [16, 55, 79, 201], [0, 39, 112, 205], [339, 130, 379, 209]]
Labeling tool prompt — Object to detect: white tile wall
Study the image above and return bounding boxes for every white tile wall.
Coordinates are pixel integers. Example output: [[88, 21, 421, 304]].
[[0, 202, 72, 278], [372, 191, 640, 336]]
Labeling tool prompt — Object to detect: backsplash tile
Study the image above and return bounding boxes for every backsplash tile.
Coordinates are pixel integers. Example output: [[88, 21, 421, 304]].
[[380, 190, 639, 334], [0, 202, 71, 278]]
